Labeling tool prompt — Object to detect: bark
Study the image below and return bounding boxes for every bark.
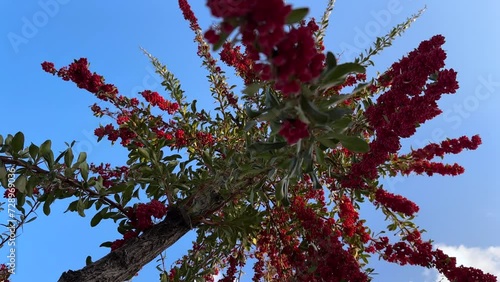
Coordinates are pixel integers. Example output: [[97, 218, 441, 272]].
[[57, 186, 227, 281], [58, 207, 191, 282]]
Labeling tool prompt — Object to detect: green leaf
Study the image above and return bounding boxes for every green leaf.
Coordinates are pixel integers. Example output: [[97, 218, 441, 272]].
[[14, 175, 27, 194], [76, 152, 87, 164], [121, 185, 133, 206], [43, 151, 54, 169], [100, 241, 113, 248], [0, 164, 8, 188], [190, 99, 197, 113], [242, 83, 262, 96], [39, 140, 52, 156], [264, 88, 280, 108], [315, 145, 325, 166], [321, 63, 366, 87], [64, 148, 74, 167], [79, 162, 89, 181], [339, 136, 370, 153], [137, 148, 150, 159], [54, 150, 66, 164], [90, 211, 103, 227], [77, 199, 86, 217], [326, 107, 352, 121], [248, 142, 288, 153], [300, 96, 329, 124], [11, 132, 25, 153], [317, 137, 339, 149], [65, 200, 78, 213], [29, 144, 39, 160], [26, 176, 38, 197], [245, 106, 264, 119], [285, 8, 309, 24], [326, 51, 337, 70], [43, 200, 51, 216]]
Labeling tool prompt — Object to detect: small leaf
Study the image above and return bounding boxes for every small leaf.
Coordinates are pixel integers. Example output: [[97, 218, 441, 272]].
[[321, 63, 366, 87], [190, 99, 197, 113], [264, 88, 280, 108], [326, 51, 337, 70], [79, 162, 89, 181], [43, 200, 51, 216], [317, 137, 339, 149], [77, 199, 86, 217], [248, 142, 288, 153], [65, 200, 78, 213], [39, 140, 52, 156], [29, 144, 39, 160], [64, 148, 74, 167], [300, 96, 329, 124], [137, 148, 150, 159], [242, 83, 262, 96], [14, 175, 27, 194], [285, 8, 309, 24], [11, 132, 25, 153], [0, 164, 8, 187], [339, 136, 370, 153], [100, 241, 113, 248], [76, 152, 87, 165], [90, 211, 103, 227]]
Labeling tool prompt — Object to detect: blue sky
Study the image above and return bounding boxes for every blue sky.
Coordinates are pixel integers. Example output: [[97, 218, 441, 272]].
[[1, 0, 500, 281]]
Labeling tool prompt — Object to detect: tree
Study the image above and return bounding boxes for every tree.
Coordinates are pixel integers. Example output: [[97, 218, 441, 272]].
[[0, 0, 497, 281]]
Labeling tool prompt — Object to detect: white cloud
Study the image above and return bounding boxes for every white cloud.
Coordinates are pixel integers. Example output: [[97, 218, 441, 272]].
[[423, 244, 500, 282]]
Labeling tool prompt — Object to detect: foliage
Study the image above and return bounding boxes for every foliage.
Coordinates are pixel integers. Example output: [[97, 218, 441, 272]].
[[0, 0, 496, 281]]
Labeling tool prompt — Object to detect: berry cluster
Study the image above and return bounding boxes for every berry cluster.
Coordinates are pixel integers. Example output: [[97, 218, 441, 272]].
[[278, 119, 309, 144], [110, 200, 167, 251], [205, 1, 325, 96]]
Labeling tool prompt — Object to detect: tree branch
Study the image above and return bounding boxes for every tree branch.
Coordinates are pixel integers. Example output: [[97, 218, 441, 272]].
[[58, 207, 191, 282]]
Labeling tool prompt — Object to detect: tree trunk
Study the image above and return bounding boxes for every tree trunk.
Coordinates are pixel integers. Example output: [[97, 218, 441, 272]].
[[58, 208, 191, 282]]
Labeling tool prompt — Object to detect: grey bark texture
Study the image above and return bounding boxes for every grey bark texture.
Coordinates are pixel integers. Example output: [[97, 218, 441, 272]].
[[58, 208, 191, 282]]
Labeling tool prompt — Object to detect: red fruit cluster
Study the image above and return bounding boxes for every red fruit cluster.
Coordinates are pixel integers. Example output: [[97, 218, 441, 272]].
[[371, 233, 497, 281], [219, 42, 257, 85], [338, 196, 360, 237], [42, 58, 118, 101], [253, 184, 369, 281], [196, 131, 215, 147], [205, 1, 325, 96], [128, 199, 168, 230], [0, 263, 10, 282], [110, 230, 138, 251], [110, 200, 168, 252], [342, 35, 465, 189], [261, 21, 325, 95], [220, 254, 239, 282], [405, 161, 465, 176], [94, 123, 137, 146], [411, 135, 482, 160], [141, 90, 179, 114], [278, 119, 309, 144], [41, 59, 188, 148], [374, 188, 419, 216]]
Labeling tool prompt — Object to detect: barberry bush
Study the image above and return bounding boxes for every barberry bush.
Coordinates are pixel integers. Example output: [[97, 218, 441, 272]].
[[0, 1, 496, 281]]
